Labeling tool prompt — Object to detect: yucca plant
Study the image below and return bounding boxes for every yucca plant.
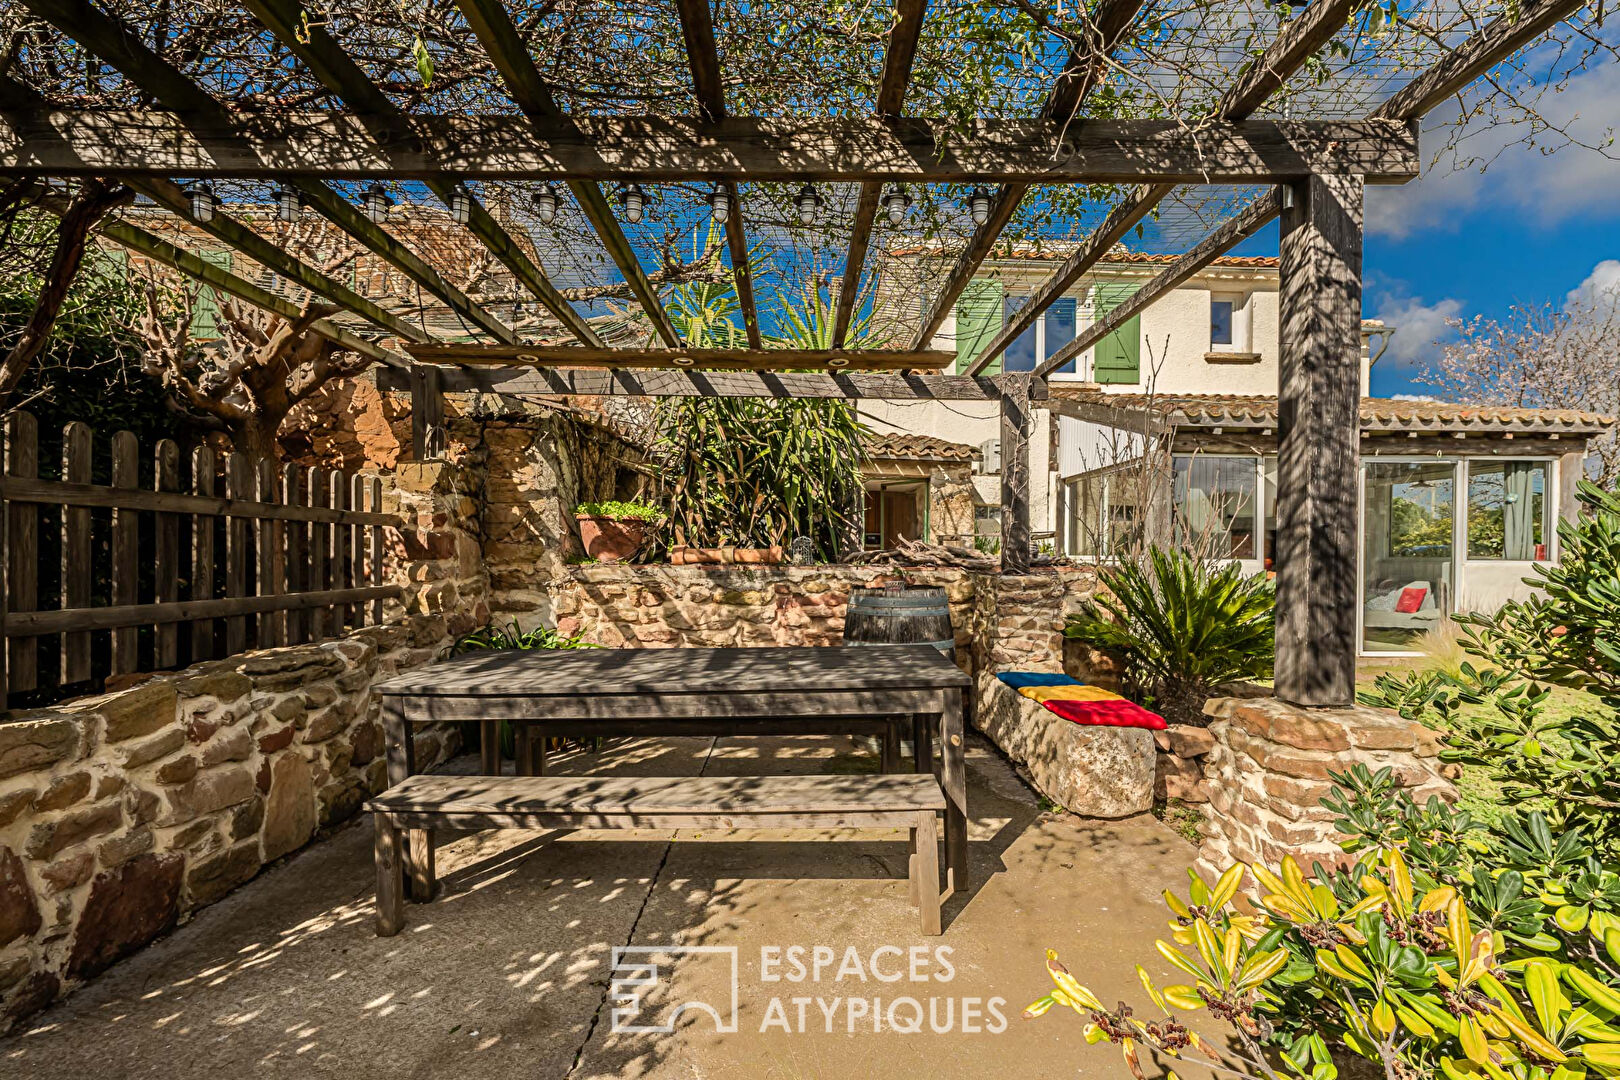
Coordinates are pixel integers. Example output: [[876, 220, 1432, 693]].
[[652, 259, 870, 562], [1064, 546, 1275, 725]]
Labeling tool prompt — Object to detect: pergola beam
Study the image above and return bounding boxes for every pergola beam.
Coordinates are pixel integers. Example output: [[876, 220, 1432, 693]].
[[0, 110, 1420, 184], [674, 0, 761, 348], [1032, 188, 1283, 378], [832, 0, 930, 349], [967, 0, 1371, 375], [12, 0, 515, 344], [910, 0, 1146, 352], [455, 0, 678, 346], [402, 344, 953, 372], [241, 0, 592, 346], [1371, 0, 1591, 120], [377, 365, 1047, 401]]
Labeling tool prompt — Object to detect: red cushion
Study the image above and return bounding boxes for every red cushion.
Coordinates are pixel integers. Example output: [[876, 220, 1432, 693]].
[[1395, 587, 1428, 614], [1043, 697, 1168, 731]]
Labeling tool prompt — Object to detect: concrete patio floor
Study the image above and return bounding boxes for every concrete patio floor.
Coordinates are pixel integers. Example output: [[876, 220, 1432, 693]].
[[3, 734, 1204, 1079]]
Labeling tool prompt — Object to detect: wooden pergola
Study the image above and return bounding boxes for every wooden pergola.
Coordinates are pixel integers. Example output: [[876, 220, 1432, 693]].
[[0, 0, 1592, 707]]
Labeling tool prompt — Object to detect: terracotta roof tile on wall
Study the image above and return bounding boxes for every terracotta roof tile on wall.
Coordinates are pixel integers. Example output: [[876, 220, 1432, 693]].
[[1050, 388, 1616, 435], [862, 431, 981, 462]]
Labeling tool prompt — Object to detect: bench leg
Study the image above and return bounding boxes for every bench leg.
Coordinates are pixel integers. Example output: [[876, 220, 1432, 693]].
[[913, 810, 942, 936], [406, 828, 436, 901], [375, 814, 404, 936], [480, 720, 499, 775]]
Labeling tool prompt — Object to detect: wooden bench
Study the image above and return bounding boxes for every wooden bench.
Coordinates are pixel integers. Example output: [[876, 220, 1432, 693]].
[[366, 773, 948, 936]]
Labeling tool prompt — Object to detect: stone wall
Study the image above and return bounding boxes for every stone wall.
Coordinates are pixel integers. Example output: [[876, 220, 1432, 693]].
[[0, 458, 490, 1032], [525, 565, 976, 653], [1194, 696, 1451, 878], [0, 618, 464, 1031], [970, 568, 1100, 675]]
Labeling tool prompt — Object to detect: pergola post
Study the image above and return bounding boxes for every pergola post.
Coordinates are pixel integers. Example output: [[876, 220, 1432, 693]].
[[1275, 174, 1363, 705], [409, 367, 446, 462], [998, 373, 1032, 574]]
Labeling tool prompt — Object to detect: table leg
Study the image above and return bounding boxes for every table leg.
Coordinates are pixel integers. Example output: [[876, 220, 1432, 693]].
[[880, 719, 901, 774], [381, 695, 415, 789], [406, 828, 436, 901], [514, 725, 532, 777], [939, 689, 968, 894], [530, 732, 547, 776], [480, 720, 498, 775], [912, 714, 934, 776]]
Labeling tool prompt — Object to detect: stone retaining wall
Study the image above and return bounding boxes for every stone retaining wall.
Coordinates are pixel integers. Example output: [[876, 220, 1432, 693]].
[[0, 617, 464, 1030], [0, 458, 489, 1032], [526, 565, 978, 654], [1194, 696, 1451, 878]]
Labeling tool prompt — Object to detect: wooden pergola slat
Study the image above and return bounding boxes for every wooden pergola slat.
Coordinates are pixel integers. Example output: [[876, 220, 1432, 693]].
[[675, 0, 761, 348], [241, 0, 597, 347], [1372, 0, 1591, 121], [1032, 189, 1283, 378], [965, 0, 1371, 375], [35, 189, 406, 366], [13, 0, 515, 344], [455, 0, 679, 347], [402, 344, 952, 372], [909, 0, 1146, 352], [831, 0, 929, 349], [127, 178, 432, 343], [377, 365, 1046, 401], [0, 68, 430, 345]]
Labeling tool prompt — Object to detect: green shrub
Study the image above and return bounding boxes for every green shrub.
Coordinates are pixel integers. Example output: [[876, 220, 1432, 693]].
[[452, 621, 596, 757], [1063, 546, 1275, 725], [573, 500, 663, 521], [1362, 480, 1620, 857], [1027, 764, 1620, 1080]]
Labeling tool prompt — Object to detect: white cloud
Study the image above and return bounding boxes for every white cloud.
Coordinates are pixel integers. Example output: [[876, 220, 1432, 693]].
[[1372, 294, 1465, 370], [1567, 259, 1620, 309], [1366, 61, 1620, 240]]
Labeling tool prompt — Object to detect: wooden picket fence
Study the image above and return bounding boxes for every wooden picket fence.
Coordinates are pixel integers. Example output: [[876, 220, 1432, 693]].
[[0, 412, 405, 708]]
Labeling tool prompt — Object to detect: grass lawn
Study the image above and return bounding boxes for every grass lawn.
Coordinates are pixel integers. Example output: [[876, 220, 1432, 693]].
[[1356, 660, 1601, 824]]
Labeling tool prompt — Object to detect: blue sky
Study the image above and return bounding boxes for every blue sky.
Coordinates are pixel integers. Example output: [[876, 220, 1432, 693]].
[[1361, 58, 1620, 398]]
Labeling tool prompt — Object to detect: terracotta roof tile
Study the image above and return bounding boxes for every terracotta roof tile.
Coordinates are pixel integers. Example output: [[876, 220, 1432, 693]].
[[862, 431, 980, 462], [1049, 389, 1616, 435]]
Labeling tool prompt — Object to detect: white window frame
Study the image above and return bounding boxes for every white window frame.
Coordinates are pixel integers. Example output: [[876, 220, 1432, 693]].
[[1208, 291, 1252, 353], [1169, 452, 1266, 574], [1460, 457, 1558, 564]]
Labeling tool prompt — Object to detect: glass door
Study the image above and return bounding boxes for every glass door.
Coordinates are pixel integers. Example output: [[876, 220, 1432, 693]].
[[1361, 461, 1457, 654]]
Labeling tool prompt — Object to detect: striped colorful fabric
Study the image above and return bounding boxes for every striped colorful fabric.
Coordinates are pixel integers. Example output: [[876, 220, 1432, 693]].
[[996, 670, 1167, 730], [995, 672, 1080, 689]]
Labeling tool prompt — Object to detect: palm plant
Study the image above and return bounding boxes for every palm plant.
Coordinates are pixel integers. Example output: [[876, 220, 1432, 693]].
[[1064, 546, 1275, 725]]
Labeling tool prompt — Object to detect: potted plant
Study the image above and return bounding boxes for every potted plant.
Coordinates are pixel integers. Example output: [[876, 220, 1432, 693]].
[[573, 500, 661, 563]]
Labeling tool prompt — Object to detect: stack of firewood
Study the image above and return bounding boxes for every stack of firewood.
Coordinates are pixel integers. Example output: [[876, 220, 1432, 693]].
[[847, 536, 999, 572]]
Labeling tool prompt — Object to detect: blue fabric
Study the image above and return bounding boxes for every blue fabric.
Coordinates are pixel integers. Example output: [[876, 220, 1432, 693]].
[[996, 671, 1080, 689]]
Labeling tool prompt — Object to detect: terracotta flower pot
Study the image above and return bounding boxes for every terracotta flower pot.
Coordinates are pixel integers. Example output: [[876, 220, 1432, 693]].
[[576, 515, 647, 563]]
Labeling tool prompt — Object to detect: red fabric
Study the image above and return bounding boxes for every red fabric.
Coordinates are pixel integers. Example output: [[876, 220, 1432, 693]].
[[1043, 697, 1168, 731], [1395, 587, 1428, 614]]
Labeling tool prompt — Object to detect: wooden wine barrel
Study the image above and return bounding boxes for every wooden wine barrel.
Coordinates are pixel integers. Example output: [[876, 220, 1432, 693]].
[[843, 585, 955, 656]]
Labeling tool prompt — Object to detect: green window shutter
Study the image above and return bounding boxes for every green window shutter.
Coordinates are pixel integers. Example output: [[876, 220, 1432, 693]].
[[191, 249, 234, 340], [954, 277, 1004, 374], [1090, 281, 1140, 384]]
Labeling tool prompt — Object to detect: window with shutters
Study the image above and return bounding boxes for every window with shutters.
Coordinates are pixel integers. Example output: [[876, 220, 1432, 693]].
[[953, 277, 1004, 374], [190, 249, 235, 340], [1089, 281, 1141, 384]]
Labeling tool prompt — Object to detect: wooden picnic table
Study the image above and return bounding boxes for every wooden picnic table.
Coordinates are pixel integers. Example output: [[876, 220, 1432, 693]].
[[374, 644, 972, 892]]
